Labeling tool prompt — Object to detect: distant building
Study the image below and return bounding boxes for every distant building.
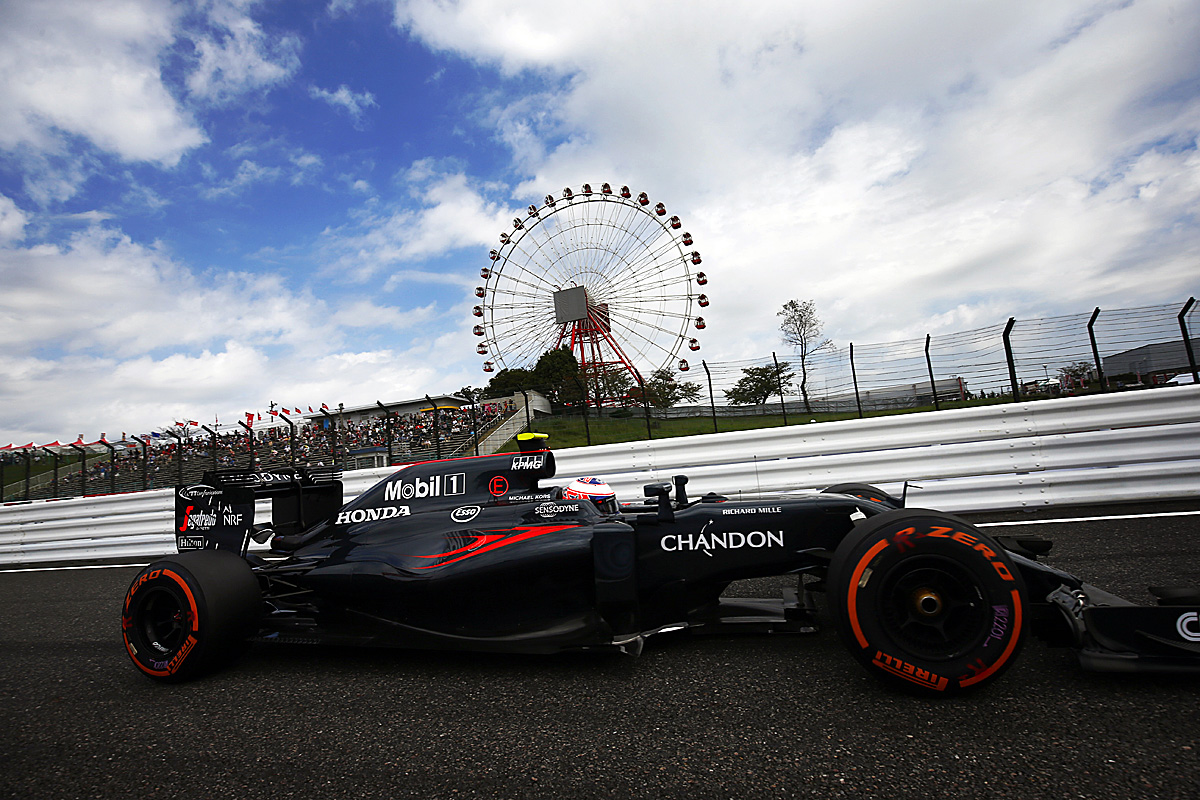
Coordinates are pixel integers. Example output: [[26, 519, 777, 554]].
[[1102, 338, 1200, 379]]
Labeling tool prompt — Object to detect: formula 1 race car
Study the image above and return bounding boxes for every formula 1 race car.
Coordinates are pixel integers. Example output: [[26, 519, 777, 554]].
[[121, 434, 1200, 694]]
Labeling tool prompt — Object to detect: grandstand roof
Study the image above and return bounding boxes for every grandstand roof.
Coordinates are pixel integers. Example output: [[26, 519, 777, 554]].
[[302, 395, 468, 422]]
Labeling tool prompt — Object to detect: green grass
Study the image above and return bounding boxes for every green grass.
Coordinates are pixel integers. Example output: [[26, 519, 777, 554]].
[[493, 395, 1015, 452]]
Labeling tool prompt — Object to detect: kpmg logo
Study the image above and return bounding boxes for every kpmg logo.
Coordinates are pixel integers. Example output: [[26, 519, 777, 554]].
[[451, 505, 482, 524], [384, 473, 466, 501], [511, 455, 545, 470]]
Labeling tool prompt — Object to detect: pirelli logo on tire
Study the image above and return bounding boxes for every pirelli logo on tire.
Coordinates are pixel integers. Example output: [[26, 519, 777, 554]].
[[872, 651, 949, 691]]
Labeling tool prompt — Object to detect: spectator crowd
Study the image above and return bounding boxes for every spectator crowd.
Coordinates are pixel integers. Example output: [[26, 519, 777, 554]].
[[2, 402, 516, 501]]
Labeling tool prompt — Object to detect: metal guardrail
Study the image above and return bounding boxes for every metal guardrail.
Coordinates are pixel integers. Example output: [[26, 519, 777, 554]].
[[2, 386, 1197, 567]]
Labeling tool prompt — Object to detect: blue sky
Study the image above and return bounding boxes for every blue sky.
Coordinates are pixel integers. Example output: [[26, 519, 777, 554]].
[[1, 0, 1199, 443]]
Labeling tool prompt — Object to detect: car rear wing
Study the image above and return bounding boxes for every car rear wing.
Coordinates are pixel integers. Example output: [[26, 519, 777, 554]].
[[174, 466, 343, 554]]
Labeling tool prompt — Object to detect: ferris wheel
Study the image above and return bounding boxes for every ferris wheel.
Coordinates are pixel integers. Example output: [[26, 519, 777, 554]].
[[472, 183, 709, 391]]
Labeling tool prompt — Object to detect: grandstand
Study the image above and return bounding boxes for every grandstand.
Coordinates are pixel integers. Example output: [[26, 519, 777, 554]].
[[1, 393, 541, 502]]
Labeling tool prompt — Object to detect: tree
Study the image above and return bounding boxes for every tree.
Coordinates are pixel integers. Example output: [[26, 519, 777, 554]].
[[584, 363, 635, 406], [531, 347, 583, 408], [778, 299, 833, 413], [724, 364, 795, 406], [1057, 361, 1092, 384], [643, 368, 702, 409], [482, 367, 534, 400]]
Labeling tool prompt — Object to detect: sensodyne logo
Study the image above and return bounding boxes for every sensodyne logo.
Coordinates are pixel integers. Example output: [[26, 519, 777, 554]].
[[451, 505, 482, 524], [1178, 612, 1200, 642], [535, 502, 580, 518], [661, 525, 784, 557], [384, 472, 466, 501], [511, 455, 545, 470], [336, 506, 411, 525]]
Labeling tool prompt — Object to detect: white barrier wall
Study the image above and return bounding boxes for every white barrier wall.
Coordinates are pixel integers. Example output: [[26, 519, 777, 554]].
[[2, 386, 1197, 567]]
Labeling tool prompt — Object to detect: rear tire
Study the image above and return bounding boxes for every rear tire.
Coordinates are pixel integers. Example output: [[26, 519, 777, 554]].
[[828, 508, 1025, 694], [121, 550, 260, 682]]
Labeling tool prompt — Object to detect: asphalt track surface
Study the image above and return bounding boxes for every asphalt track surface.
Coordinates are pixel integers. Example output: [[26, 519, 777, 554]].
[[2, 504, 1198, 799]]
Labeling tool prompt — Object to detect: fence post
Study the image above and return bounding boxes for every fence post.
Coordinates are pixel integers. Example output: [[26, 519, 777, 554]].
[[424, 395, 442, 460], [1087, 307, 1107, 392], [1003, 317, 1021, 401], [0, 457, 5, 503], [925, 334, 940, 411], [23, 449, 32, 500], [132, 436, 148, 490], [849, 343, 863, 418], [772, 352, 789, 425], [69, 443, 86, 497], [43, 447, 60, 499], [237, 422, 255, 471], [519, 388, 532, 432], [460, 389, 480, 456], [168, 430, 184, 485], [635, 373, 653, 440], [1179, 297, 1198, 383], [282, 415, 297, 467], [201, 426, 218, 472], [102, 439, 116, 495], [572, 376, 592, 446], [376, 401, 393, 466], [701, 360, 718, 433]]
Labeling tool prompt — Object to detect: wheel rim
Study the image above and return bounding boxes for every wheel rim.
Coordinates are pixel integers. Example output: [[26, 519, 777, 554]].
[[877, 555, 987, 661], [135, 586, 190, 656]]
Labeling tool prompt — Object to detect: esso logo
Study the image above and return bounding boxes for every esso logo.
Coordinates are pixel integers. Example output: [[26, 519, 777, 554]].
[[451, 506, 482, 524]]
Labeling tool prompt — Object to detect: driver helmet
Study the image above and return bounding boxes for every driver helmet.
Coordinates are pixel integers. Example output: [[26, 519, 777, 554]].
[[563, 477, 618, 514]]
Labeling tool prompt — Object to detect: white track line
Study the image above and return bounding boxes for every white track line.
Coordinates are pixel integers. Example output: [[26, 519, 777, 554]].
[[977, 510, 1200, 527]]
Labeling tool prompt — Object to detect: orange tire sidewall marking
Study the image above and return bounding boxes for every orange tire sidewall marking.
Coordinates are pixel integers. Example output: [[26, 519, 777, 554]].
[[847, 539, 890, 649], [123, 568, 201, 678], [957, 588, 1023, 688]]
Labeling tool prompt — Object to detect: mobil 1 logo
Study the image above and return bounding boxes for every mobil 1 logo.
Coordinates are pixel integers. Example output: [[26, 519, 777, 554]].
[[384, 472, 466, 502]]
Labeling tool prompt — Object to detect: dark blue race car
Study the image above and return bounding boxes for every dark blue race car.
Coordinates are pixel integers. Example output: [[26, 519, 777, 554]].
[[122, 434, 1200, 694]]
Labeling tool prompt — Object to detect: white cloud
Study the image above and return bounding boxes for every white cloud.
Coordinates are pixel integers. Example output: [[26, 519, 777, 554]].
[[319, 163, 513, 281], [0, 195, 28, 245], [0, 218, 465, 443], [201, 159, 283, 198], [0, 0, 206, 168], [309, 84, 378, 128], [185, 0, 302, 104], [394, 0, 1200, 355]]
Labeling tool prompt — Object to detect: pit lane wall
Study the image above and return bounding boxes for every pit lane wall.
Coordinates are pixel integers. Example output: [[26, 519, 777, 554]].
[[2, 387, 1198, 567]]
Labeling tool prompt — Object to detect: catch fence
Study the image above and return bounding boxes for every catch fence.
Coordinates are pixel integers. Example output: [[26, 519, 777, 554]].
[[3, 297, 1196, 503]]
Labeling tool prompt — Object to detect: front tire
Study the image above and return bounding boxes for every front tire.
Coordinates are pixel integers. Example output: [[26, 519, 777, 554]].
[[828, 508, 1025, 694], [121, 550, 260, 682]]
